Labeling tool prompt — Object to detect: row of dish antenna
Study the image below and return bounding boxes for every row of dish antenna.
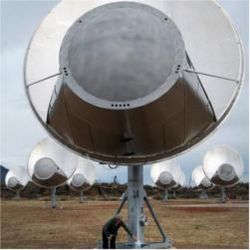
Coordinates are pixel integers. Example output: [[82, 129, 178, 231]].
[[5, 138, 96, 199], [192, 145, 244, 189], [5, 138, 244, 200], [150, 145, 243, 201]]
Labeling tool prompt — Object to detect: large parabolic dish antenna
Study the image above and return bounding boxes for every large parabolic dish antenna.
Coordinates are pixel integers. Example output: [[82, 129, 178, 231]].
[[202, 145, 244, 187], [24, 0, 244, 165], [28, 137, 77, 188], [192, 166, 212, 189], [68, 158, 96, 192], [5, 166, 30, 191], [151, 159, 182, 189], [172, 170, 186, 191]]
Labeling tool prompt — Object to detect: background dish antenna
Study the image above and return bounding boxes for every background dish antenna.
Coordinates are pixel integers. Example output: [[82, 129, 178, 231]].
[[68, 158, 96, 203], [28, 137, 77, 208], [171, 171, 186, 199], [5, 166, 30, 199], [192, 166, 213, 199], [203, 145, 244, 202], [151, 159, 183, 202]]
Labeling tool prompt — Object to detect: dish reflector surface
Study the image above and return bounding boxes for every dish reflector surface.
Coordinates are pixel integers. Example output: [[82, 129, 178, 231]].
[[172, 170, 186, 190], [156, 171, 175, 188], [5, 166, 30, 191], [28, 138, 77, 188], [68, 158, 96, 191], [24, 0, 244, 165], [59, 2, 185, 107], [34, 158, 58, 180], [192, 166, 212, 188], [202, 145, 244, 187], [151, 159, 182, 189]]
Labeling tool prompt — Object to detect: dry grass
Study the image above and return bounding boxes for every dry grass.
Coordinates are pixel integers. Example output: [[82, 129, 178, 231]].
[[0, 198, 249, 249]]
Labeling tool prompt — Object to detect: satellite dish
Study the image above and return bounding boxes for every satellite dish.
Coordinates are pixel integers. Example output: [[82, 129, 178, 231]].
[[192, 165, 212, 199], [169, 170, 185, 199], [24, 0, 244, 166], [192, 166, 213, 189], [171, 170, 186, 191], [202, 145, 244, 187], [68, 158, 96, 203], [28, 137, 77, 188], [23, 0, 244, 247], [151, 159, 184, 202], [5, 166, 30, 199], [151, 159, 182, 189], [28, 137, 77, 208]]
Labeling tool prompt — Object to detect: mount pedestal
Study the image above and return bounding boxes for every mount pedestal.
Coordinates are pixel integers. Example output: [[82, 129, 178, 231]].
[[44, 187, 63, 209], [51, 186, 57, 208], [110, 166, 171, 249], [163, 189, 169, 202], [200, 190, 208, 199], [44, 187, 58, 208], [80, 190, 85, 203], [13, 189, 21, 200], [172, 190, 176, 199], [220, 186, 227, 203]]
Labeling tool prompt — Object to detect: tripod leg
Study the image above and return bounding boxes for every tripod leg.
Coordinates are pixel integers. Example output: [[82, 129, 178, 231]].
[[144, 196, 171, 244], [114, 191, 127, 215]]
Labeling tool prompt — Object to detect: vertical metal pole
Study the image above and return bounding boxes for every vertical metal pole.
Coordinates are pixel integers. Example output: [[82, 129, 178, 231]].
[[16, 189, 20, 200], [173, 190, 176, 199], [51, 187, 57, 208], [80, 190, 84, 203], [127, 166, 144, 246], [115, 192, 127, 216], [220, 186, 226, 203], [163, 189, 168, 202], [200, 190, 208, 199]]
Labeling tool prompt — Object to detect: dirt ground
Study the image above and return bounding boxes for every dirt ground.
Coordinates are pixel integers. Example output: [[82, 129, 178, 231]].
[[0, 198, 249, 249]]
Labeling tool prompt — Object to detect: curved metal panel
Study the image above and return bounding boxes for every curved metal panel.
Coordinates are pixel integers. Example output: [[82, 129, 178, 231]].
[[202, 145, 244, 187], [28, 137, 77, 188], [5, 166, 30, 191], [192, 165, 212, 189], [68, 158, 96, 191], [24, 0, 244, 165], [150, 159, 182, 189]]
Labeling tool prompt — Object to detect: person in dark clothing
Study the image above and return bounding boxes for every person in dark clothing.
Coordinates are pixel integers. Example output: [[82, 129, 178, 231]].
[[102, 214, 136, 249]]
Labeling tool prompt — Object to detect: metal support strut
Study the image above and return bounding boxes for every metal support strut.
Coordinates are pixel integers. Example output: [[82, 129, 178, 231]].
[[163, 189, 168, 202], [114, 166, 171, 249], [51, 186, 57, 208], [127, 166, 145, 246], [172, 190, 176, 199], [200, 190, 208, 200], [220, 186, 227, 203], [15, 189, 21, 200], [80, 190, 85, 203]]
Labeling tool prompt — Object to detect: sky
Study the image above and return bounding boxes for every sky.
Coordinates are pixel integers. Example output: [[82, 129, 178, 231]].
[[0, 0, 249, 185]]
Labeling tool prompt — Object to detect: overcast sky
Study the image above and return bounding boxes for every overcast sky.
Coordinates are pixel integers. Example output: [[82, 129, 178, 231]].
[[0, 0, 249, 185]]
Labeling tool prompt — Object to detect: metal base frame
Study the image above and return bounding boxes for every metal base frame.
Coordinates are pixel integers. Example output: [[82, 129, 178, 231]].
[[80, 190, 87, 203], [110, 166, 172, 249]]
